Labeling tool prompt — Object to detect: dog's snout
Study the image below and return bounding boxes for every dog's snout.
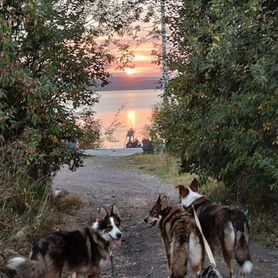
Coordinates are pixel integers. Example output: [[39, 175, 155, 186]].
[[144, 217, 148, 223], [116, 232, 121, 239]]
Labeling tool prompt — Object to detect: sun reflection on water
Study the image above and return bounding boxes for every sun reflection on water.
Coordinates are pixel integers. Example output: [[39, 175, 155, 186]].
[[127, 110, 136, 128]]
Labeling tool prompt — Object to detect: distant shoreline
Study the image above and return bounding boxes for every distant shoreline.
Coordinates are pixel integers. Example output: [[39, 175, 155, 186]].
[[96, 88, 161, 92], [93, 76, 162, 91]]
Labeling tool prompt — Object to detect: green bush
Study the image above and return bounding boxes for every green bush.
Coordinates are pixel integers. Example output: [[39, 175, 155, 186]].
[[0, 1, 112, 179], [152, 0, 278, 206]]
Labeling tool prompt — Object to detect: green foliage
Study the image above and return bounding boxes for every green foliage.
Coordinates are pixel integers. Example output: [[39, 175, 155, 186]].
[[78, 110, 103, 149], [153, 0, 278, 206], [0, 143, 84, 253], [0, 143, 48, 250], [0, 1, 113, 178], [125, 153, 195, 185]]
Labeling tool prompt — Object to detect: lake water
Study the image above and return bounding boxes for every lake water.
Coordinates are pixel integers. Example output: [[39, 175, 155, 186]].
[[94, 89, 161, 148]]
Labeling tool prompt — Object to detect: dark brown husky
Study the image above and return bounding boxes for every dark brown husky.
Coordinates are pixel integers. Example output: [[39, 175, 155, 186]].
[[7, 205, 122, 278], [144, 195, 204, 278], [177, 179, 253, 278]]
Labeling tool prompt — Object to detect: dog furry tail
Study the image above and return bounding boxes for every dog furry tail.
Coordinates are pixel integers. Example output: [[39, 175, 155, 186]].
[[7, 253, 46, 278], [234, 221, 253, 275]]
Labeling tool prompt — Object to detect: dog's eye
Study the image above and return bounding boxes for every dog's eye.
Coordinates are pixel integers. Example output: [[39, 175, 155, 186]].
[[107, 224, 112, 229], [114, 220, 120, 227]]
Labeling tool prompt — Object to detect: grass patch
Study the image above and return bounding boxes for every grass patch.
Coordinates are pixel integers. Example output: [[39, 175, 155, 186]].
[[125, 154, 234, 204], [250, 212, 278, 248], [126, 153, 278, 247], [0, 145, 84, 260], [27, 193, 84, 242], [0, 186, 84, 259], [124, 153, 195, 184], [53, 194, 83, 215]]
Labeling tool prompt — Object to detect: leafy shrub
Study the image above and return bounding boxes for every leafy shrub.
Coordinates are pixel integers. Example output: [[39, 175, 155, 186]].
[[152, 0, 278, 206], [0, 1, 112, 179]]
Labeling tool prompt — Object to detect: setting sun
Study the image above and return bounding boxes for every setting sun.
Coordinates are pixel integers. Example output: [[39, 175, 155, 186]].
[[134, 55, 150, 61], [124, 68, 136, 75]]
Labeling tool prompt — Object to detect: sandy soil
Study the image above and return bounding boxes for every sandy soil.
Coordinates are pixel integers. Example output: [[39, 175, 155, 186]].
[[53, 156, 278, 278]]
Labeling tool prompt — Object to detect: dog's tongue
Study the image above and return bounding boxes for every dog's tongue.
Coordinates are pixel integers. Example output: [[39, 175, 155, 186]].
[[114, 239, 122, 247]]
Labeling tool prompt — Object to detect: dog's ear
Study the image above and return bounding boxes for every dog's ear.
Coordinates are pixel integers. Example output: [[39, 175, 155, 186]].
[[111, 204, 121, 219], [156, 194, 161, 203], [190, 178, 199, 192], [161, 196, 168, 210], [176, 185, 189, 198], [97, 207, 108, 222]]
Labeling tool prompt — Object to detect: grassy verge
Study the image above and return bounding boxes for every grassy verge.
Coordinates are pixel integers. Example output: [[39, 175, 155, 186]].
[[0, 145, 84, 261], [0, 184, 83, 260], [125, 153, 195, 184], [124, 153, 278, 247]]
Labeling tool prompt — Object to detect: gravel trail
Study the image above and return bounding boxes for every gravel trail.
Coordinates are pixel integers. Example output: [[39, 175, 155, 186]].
[[53, 156, 278, 278]]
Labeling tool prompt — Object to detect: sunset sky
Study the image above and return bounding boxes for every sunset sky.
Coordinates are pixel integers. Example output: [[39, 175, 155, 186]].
[[110, 41, 162, 78], [92, 21, 163, 146]]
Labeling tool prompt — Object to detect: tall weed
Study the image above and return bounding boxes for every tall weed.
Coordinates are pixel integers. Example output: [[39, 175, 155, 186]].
[[0, 144, 49, 251]]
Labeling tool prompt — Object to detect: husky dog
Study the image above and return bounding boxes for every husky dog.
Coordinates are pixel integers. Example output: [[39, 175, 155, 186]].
[[144, 195, 204, 278], [7, 205, 122, 278], [177, 179, 253, 278]]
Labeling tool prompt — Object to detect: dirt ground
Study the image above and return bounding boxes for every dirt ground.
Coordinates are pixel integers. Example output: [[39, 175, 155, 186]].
[[53, 156, 278, 278]]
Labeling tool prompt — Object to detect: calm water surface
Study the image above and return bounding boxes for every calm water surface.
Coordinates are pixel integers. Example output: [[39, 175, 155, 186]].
[[95, 89, 161, 148]]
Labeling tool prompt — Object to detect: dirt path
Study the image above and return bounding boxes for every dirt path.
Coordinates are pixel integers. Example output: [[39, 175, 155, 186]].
[[53, 156, 278, 278]]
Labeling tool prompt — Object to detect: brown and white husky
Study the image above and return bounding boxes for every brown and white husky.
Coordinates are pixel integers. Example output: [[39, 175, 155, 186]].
[[144, 195, 205, 278], [177, 179, 253, 278]]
